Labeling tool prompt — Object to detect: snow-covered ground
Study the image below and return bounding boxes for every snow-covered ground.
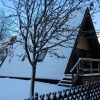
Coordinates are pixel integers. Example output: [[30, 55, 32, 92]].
[[0, 78, 66, 100]]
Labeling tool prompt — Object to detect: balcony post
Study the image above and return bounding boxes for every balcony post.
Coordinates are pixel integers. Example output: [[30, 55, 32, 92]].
[[81, 58, 83, 69], [90, 61, 92, 73], [72, 71, 74, 86], [98, 62, 100, 73]]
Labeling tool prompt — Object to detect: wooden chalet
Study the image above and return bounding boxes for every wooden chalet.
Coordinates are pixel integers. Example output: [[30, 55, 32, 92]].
[[0, 8, 100, 88], [58, 8, 100, 87], [36, 8, 100, 87]]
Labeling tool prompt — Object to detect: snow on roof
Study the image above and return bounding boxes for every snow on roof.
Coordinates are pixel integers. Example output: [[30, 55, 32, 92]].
[[0, 9, 86, 80], [0, 43, 32, 78], [36, 9, 86, 80], [97, 35, 100, 43]]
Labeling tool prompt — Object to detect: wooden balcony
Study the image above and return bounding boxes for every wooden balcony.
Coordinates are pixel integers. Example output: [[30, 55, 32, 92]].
[[70, 58, 100, 86]]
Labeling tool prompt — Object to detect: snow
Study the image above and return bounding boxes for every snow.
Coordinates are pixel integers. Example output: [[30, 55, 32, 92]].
[[81, 73, 100, 76], [97, 35, 100, 43], [36, 9, 85, 80], [0, 78, 66, 100], [36, 47, 72, 80], [0, 9, 86, 80], [66, 10, 84, 29], [0, 42, 73, 80], [0, 78, 30, 100], [0, 44, 32, 78]]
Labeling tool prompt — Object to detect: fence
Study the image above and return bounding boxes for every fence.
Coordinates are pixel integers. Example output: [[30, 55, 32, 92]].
[[26, 81, 100, 100]]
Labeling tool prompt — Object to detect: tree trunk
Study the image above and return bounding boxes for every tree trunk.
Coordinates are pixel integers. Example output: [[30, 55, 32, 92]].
[[30, 64, 36, 100]]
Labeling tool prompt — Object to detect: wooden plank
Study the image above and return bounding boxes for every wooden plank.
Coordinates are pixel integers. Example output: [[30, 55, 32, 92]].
[[70, 58, 81, 73], [80, 58, 100, 62], [98, 62, 100, 73], [82, 68, 98, 72], [90, 61, 92, 73]]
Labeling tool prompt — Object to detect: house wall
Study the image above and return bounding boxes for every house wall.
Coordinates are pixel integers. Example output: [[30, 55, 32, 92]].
[[77, 34, 90, 50], [81, 75, 100, 84], [74, 75, 100, 86]]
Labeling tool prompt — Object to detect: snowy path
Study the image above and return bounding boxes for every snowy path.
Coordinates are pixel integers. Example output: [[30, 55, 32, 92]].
[[0, 78, 67, 100]]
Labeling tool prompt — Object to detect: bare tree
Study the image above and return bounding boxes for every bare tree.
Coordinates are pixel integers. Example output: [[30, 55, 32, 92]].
[[0, 10, 8, 41], [0, 10, 13, 67], [15, 1, 84, 99], [1, 0, 100, 99], [0, 10, 15, 67]]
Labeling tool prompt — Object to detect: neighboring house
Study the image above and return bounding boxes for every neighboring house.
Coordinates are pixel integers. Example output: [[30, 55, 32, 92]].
[[0, 8, 100, 87]]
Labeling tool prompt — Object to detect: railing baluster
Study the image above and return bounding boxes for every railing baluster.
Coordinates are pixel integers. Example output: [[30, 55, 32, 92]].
[[98, 62, 100, 73], [70, 58, 100, 86], [79, 60, 81, 70], [72, 71, 74, 86], [81, 58, 83, 70], [90, 61, 92, 73]]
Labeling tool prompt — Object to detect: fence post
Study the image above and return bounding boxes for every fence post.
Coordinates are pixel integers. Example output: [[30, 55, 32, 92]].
[[63, 90, 68, 99], [46, 93, 51, 100], [34, 93, 38, 100], [86, 84, 91, 99], [52, 92, 57, 100], [58, 91, 63, 99], [40, 94, 45, 100]]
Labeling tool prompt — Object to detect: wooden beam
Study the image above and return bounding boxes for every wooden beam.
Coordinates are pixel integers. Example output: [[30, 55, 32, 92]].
[[90, 61, 92, 73], [70, 58, 81, 73], [80, 58, 100, 62], [82, 68, 98, 72], [98, 62, 100, 73]]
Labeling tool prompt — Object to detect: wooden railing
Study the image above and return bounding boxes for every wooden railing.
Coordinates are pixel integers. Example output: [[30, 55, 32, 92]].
[[70, 58, 100, 86]]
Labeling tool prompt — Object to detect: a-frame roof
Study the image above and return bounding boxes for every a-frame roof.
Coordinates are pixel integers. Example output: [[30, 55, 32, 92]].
[[65, 8, 100, 73], [0, 8, 99, 80], [35, 8, 86, 80]]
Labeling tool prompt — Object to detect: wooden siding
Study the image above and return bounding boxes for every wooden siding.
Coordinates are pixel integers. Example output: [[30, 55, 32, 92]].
[[77, 33, 90, 50]]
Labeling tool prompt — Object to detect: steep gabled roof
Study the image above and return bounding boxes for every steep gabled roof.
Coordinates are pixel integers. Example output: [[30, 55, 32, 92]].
[[36, 8, 86, 80], [65, 8, 100, 73], [0, 8, 98, 80]]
